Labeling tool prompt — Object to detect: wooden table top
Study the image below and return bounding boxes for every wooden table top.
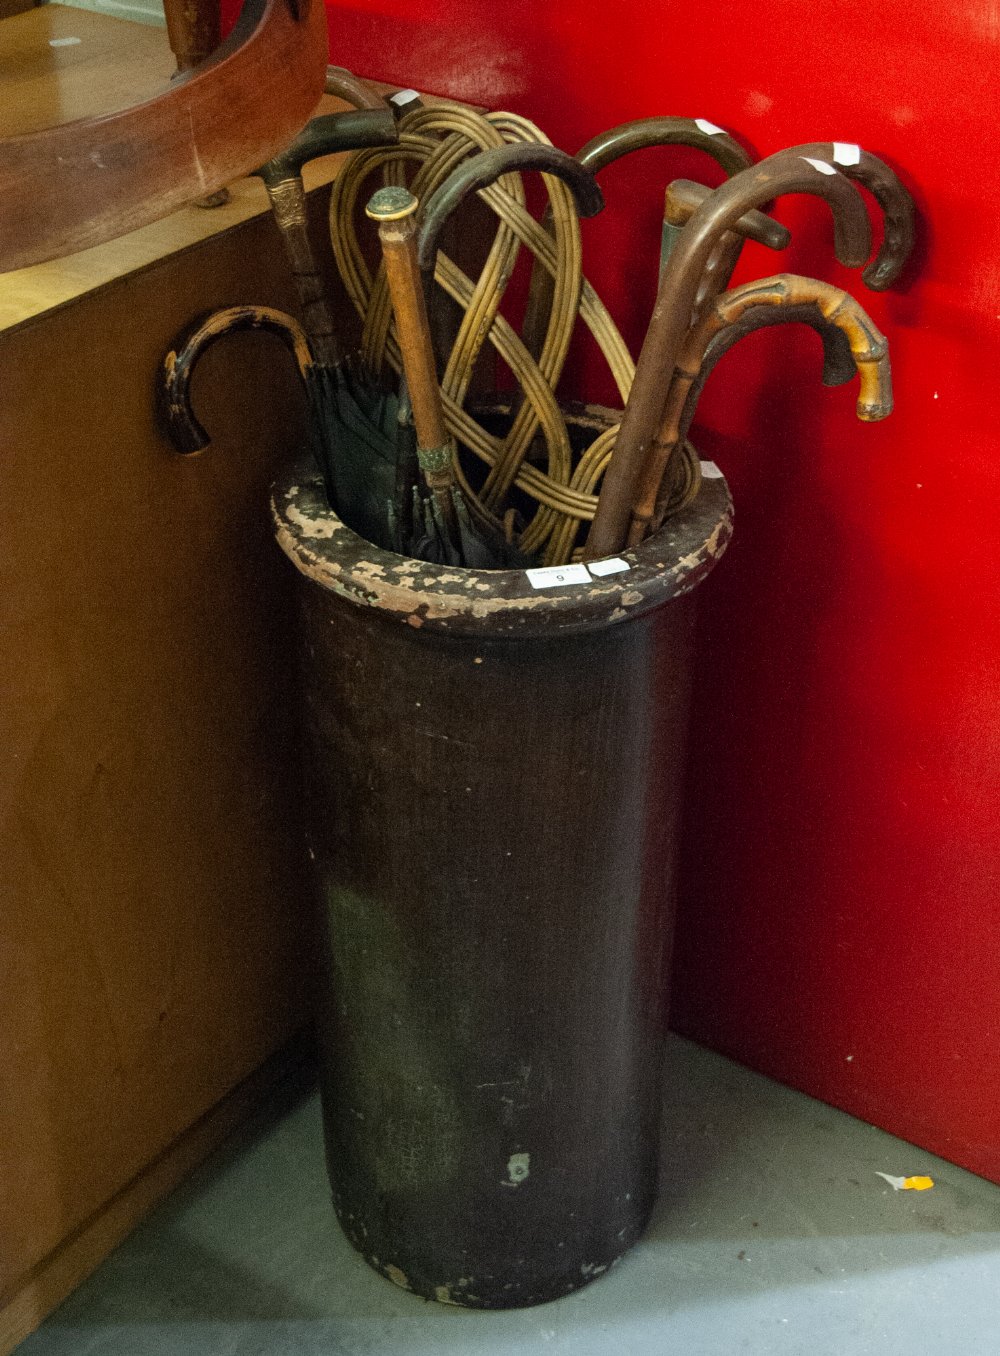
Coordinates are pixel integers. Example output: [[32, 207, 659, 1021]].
[[0, 7, 356, 333]]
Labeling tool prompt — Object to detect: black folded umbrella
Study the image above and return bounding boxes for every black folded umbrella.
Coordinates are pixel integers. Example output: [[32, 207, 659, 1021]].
[[250, 106, 417, 548], [159, 106, 427, 555]]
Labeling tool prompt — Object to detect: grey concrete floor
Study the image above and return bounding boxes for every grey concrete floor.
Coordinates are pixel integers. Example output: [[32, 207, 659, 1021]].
[[17, 1037, 1000, 1356]]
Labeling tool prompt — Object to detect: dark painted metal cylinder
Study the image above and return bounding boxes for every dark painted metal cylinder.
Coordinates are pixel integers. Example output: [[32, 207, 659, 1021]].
[[272, 459, 732, 1308]]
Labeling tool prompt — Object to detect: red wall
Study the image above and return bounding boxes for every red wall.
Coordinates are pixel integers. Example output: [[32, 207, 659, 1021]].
[[300, 1, 999, 1179]]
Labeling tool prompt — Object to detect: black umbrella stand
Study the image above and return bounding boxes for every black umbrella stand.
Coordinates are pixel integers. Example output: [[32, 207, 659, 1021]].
[[271, 426, 732, 1308]]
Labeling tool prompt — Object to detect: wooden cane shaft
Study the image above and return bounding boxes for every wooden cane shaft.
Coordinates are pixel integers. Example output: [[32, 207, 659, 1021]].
[[264, 175, 341, 368], [584, 155, 872, 559], [627, 274, 892, 542], [377, 215, 450, 456]]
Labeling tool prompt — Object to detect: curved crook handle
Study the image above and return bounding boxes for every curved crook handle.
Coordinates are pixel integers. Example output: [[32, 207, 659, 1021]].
[[523, 119, 753, 361], [710, 301, 857, 389], [664, 178, 791, 251], [251, 108, 398, 368], [645, 286, 891, 538], [662, 179, 794, 335], [780, 143, 915, 290], [575, 116, 753, 178], [585, 152, 873, 558], [325, 66, 426, 119], [670, 154, 874, 292], [628, 275, 891, 543], [416, 144, 604, 280], [711, 275, 892, 418], [663, 179, 793, 327], [253, 107, 398, 186], [324, 65, 387, 111], [160, 305, 313, 453]]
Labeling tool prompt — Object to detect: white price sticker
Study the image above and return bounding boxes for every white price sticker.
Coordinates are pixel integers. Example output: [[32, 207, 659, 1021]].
[[700, 460, 724, 479], [390, 89, 421, 107], [833, 142, 862, 166], [49, 36, 82, 45], [587, 557, 631, 577], [526, 563, 591, 590], [695, 118, 727, 136], [802, 156, 837, 176]]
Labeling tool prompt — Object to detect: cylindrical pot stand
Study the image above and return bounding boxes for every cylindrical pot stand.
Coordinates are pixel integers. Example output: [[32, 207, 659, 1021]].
[[272, 461, 732, 1309]]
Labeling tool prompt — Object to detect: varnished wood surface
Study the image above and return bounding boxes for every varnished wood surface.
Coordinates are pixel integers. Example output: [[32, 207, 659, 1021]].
[[0, 14, 407, 331], [0, 6, 176, 137], [0, 0, 327, 272], [0, 169, 315, 332], [0, 198, 325, 1323], [163, 0, 221, 72], [373, 203, 449, 450], [0, 0, 39, 24], [0, 1037, 312, 1356]]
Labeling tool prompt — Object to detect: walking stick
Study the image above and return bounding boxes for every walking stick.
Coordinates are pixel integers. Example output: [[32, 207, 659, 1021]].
[[584, 152, 873, 559], [627, 274, 893, 544], [367, 188, 463, 544]]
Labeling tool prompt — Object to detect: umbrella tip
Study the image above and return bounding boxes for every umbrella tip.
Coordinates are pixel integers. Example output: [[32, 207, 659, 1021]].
[[366, 186, 418, 222]]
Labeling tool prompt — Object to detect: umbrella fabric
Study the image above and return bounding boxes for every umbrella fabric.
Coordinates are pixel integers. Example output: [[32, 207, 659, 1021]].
[[302, 361, 419, 555]]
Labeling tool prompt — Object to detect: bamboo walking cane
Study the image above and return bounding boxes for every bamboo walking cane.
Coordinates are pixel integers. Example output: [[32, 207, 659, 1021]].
[[627, 274, 893, 545], [583, 152, 873, 560]]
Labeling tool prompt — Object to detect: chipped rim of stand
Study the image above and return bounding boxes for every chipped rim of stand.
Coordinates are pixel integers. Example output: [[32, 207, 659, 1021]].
[[271, 460, 733, 640]]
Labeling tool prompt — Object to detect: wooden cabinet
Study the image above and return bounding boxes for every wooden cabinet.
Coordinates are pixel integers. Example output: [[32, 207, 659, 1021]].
[[0, 13, 356, 1349]]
